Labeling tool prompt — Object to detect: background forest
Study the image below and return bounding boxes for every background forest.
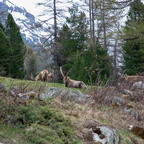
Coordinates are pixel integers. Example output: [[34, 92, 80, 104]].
[[0, 0, 144, 85]]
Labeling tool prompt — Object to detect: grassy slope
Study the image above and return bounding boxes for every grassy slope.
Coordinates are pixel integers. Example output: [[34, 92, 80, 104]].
[[0, 76, 65, 89], [0, 76, 144, 144]]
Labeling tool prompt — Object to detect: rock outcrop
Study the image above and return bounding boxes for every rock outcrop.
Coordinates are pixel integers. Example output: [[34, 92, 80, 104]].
[[39, 87, 92, 104]]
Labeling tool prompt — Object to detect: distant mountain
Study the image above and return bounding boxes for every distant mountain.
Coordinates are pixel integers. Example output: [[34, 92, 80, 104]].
[[0, 0, 88, 48], [0, 0, 47, 47]]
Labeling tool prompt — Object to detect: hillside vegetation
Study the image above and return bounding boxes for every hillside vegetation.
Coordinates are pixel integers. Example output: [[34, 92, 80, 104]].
[[0, 76, 144, 144]]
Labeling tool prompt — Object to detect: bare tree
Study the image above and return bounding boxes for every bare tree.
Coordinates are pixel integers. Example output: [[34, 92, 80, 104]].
[[37, 0, 70, 81], [37, 0, 66, 42]]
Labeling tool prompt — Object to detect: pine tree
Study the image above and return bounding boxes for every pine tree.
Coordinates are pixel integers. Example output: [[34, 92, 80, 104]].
[[5, 13, 26, 78], [122, 0, 144, 75], [0, 25, 12, 75]]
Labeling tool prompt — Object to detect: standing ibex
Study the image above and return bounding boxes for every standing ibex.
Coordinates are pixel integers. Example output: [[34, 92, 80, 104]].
[[31, 69, 54, 82], [60, 66, 87, 89], [121, 69, 143, 82]]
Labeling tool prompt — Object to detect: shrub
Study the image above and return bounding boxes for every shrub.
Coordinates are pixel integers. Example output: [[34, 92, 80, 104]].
[[13, 104, 75, 143], [25, 124, 64, 144]]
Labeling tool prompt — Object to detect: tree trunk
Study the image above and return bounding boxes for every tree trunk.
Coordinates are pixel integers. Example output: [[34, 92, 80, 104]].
[[89, 0, 92, 40], [54, 0, 57, 43], [92, 0, 95, 45], [102, 0, 107, 50]]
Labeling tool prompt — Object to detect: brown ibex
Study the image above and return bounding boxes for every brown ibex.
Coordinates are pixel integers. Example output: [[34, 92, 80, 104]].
[[31, 69, 54, 82], [60, 66, 87, 89], [122, 69, 143, 82]]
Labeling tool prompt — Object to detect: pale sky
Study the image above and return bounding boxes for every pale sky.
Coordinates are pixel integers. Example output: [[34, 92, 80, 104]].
[[9, 0, 42, 16], [5, 0, 144, 15], [3, 0, 144, 21]]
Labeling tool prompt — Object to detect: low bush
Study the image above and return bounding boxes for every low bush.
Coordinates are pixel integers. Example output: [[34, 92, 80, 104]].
[[13, 104, 74, 143]]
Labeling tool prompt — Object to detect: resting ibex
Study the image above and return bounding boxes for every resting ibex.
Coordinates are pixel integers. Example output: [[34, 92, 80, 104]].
[[31, 69, 54, 82], [60, 66, 87, 89]]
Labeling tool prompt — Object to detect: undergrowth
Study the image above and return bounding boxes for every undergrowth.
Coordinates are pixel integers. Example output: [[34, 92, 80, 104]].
[[0, 76, 144, 144], [0, 95, 79, 144]]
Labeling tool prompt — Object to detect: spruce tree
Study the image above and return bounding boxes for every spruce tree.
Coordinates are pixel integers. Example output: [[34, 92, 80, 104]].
[[0, 23, 4, 30], [122, 0, 144, 75], [58, 5, 88, 82], [59, 5, 88, 64], [0, 26, 12, 75], [5, 13, 26, 78]]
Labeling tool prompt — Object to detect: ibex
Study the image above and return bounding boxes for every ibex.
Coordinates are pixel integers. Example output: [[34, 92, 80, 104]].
[[122, 69, 143, 82], [31, 69, 54, 82], [60, 66, 87, 89]]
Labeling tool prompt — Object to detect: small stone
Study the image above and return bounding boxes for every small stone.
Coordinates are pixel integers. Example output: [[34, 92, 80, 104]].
[[0, 84, 8, 93]]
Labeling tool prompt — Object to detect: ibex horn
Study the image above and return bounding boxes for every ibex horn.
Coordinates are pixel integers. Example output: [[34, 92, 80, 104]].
[[65, 67, 73, 77], [60, 66, 65, 78]]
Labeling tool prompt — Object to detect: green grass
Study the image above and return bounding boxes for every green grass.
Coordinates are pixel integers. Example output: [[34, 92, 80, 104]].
[[0, 124, 32, 144], [0, 76, 85, 92], [0, 98, 80, 144], [0, 76, 83, 143], [0, 76, 65, 89], [0, 76, 144, 144]]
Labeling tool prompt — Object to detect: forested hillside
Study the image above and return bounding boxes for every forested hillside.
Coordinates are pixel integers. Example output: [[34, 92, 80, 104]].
[[0, 0, 144, 143], [0, 0, 144, 83]]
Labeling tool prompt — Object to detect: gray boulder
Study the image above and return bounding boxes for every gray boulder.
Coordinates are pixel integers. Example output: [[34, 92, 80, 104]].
[[132, 81, 144, 90], [124, 107, 140, 120], [62, 90, 91, 103], [39, 87, 91, 103], [91, 126, 119, 144], [112, 97, 125, 106], [39, 87, 60, 100], [12, 86, 20, 92], [17, 91, 38, 99], [10, 90, 38, 99], [124, 89, 133, 96]]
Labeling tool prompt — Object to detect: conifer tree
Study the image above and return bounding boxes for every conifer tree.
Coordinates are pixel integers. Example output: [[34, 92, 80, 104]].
[[122, 0, 144, 75], [0, 25, 12, 75], [57, 5, 88, 81], [64, 42, 111, 84], [0, 23, 4, 30], [5, 13, 26, 78], [58, 5, 111, 84]]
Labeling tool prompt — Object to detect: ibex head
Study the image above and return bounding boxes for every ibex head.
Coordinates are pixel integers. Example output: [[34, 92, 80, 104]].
[[48, 69, 54, 78], [121, 69, 128, 80], [60, 66, 73, 83]]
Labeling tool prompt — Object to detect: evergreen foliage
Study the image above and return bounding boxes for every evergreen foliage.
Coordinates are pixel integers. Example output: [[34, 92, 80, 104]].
[[66, 5, 88, 53], [0, 23, 4, 30], [0, 25, 12, 75], [67, 44, 111, 84], [122, 0, 144, 75], [5, 13, 26, 78], [58, 5, 111, 84], [59, 5, 88, 57]]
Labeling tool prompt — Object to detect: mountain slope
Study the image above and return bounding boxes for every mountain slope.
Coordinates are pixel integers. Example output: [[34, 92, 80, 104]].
[[0, 0, 47, 46]]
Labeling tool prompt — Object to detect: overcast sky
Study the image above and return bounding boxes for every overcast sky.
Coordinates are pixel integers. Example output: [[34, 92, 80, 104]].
[[6, 0, 144, 14], [3, 0, 144, 21], [9, 0, 42, 16]]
